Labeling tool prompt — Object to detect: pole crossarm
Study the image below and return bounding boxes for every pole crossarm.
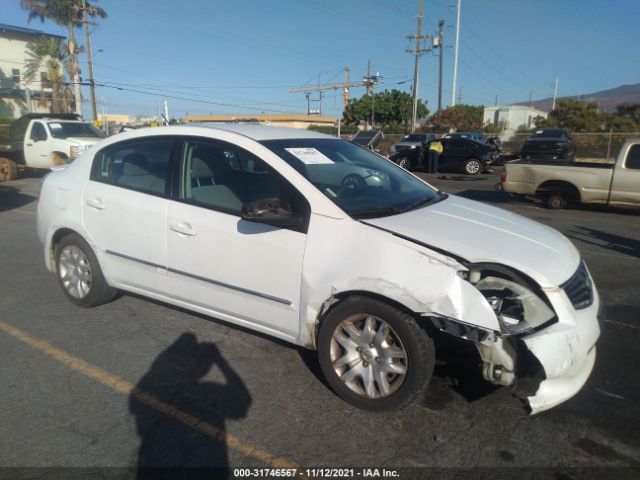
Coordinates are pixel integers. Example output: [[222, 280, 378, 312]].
[[289, 82, 365, 93]]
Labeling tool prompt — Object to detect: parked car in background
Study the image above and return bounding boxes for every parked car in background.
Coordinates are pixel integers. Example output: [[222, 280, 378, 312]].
[[521, 128, 575, 160], [0, 113, 105, 181], [502, 138, 640, 208], [390, 136, 495, 174], [437, 137, 495, 174], [37, 124, 602, 415], [389, 132, 437, 156]]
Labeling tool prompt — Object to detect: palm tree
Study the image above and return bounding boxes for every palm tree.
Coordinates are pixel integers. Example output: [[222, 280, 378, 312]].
[[21, 0, 107, 114], [25, 36, 71, 113]]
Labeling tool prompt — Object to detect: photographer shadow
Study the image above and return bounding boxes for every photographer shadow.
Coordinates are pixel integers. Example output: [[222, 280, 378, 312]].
[[130, 333, 251, 479]]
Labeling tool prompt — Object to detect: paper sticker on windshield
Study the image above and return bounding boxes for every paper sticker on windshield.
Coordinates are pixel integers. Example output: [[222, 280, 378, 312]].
[[285, 147, 334, 164], [48, 123, 62, 129]]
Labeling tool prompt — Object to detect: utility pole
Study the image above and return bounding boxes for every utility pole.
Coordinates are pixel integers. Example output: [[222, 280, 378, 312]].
[[451, 0, 461, 106], [407, 0, 430, 131], [362, 60, 382, 129], [80, 0, 97, 122], [290, 65, 367, 112], [436, 17, 445, 112], [552, 77, 559, 110]]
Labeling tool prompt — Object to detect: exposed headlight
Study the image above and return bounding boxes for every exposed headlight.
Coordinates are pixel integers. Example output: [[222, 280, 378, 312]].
[[467, 266, 555, 335], [410, 145, 417, 149]]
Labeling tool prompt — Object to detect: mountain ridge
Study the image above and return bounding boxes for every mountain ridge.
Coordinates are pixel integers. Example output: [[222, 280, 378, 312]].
[[514, 83, 640, 113]]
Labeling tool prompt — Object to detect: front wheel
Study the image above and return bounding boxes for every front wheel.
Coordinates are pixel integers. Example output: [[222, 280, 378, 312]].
[[462, 158, 482, 175], [317, 296, 435, 411], [0, 157, 18, 182], [54, 233, 118, 307]]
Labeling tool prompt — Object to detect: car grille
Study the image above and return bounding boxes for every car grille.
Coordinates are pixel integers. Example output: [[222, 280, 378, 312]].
[[561, 261, 593, 310]]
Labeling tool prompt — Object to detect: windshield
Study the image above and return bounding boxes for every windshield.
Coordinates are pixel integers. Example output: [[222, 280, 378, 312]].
[[261, 138, 444, 219], [47, 122, 106, 139], [401, 134, 425, 142]]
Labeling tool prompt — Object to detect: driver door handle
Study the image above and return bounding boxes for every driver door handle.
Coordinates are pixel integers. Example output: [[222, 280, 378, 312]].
[[170, 222, 197, 236], [86, 198, 106, 210]]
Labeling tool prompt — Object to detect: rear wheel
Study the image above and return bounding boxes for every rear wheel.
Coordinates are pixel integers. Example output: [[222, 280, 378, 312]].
[[462, 158, 482, 175], [397, 157, 412, 171], [54, 233, 118, 307], [546, 193, 567, 209], [0, 157, 18, 182], [317, 296, 435, 411]]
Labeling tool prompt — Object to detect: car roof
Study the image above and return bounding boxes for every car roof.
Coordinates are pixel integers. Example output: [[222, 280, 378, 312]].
[[186, 123, 332, 141]]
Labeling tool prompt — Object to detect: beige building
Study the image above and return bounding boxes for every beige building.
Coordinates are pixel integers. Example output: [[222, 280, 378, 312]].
[[184, 113, 337, 130], [0, 23, 68, 118]]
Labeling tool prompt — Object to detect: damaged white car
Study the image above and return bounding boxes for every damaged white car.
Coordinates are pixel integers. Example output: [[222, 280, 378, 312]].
[[37, 125, 603, 414]]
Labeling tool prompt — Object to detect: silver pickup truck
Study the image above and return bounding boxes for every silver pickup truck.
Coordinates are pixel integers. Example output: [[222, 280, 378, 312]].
[[500, 138, 640, 209]]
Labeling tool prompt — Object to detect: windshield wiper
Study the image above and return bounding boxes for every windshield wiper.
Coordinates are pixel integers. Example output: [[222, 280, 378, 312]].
[[349, 206, 401, 219], [402, 193, 447, 213]]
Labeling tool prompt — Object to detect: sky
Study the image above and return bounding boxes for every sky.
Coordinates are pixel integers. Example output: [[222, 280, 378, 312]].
[[3, 0, 640, 120]]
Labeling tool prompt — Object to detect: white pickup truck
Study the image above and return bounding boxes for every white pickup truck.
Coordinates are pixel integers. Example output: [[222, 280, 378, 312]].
[[501, 138, 640, 209], [0, 113, 105, 181]]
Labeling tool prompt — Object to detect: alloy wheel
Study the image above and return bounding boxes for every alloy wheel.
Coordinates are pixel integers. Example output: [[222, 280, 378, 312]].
[[58, 245, 93, 299], [330, 314, 408, 399]]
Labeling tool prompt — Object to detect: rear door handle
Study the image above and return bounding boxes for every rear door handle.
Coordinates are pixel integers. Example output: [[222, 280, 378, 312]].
[[86, 198, 106, 210], [170, 222, 197, 236]]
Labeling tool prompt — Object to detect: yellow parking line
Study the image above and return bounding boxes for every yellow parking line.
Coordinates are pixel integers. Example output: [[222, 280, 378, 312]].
[[0, 321, 299, 469]]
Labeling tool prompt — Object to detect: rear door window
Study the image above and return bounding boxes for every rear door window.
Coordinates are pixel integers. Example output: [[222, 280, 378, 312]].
[[92, 137, 176, 196], [626, 144, 640, 170]]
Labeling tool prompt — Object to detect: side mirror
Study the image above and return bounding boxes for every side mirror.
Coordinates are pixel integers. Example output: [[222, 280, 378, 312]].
[[241, 197, 302, 228]]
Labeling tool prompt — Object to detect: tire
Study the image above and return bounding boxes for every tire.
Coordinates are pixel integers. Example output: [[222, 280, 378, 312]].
[[52, 152, 69, 166], [0, 157, 18, 182], [317, 296, 435, 411], [462, 158, 482, 175], [397, 157, 412, 171], [546, 193, 567, 209], [54, 233, 118, 307]]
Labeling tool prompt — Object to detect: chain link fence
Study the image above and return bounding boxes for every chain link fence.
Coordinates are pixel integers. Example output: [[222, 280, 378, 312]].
[[350, 132, 638, 161]]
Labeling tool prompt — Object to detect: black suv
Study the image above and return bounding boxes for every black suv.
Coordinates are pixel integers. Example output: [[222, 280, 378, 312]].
[[438, 137, 494, 174], [521, 128, 575, 160], [389, 137, 494, 174]]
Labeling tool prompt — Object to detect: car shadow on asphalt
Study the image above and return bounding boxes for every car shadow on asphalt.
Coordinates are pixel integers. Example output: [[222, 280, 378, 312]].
[[130, 332, 251, 479], [455, 189, 516, 204], [0, 184, 36, 212], [567, 226, 640, 259]]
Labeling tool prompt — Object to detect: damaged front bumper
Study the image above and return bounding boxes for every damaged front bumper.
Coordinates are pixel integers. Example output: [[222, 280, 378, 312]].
[[519, 288, 603, 414], [432, 268, 605, 414]]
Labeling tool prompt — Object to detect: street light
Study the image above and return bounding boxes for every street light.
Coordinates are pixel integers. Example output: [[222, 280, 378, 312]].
[[363, 72, 383, 130]]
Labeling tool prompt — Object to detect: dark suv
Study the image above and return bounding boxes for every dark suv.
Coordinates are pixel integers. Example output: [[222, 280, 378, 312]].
[[438, 137, 494, 174], [390, 137, 494, 174], [521, 128, 575, 160]]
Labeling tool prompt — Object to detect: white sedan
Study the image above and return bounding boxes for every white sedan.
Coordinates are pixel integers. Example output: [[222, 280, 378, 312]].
[[37, 124, 602, 413]]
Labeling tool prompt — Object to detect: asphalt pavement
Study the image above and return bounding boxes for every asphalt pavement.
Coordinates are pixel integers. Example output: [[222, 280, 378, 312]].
[[0, 171, 638, 480]]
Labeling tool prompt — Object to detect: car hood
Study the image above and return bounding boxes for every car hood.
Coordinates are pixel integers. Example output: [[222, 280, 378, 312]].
[[65, 136, 103, 146], [394, 142, 422, 148], [365, 195, 580, 287]]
